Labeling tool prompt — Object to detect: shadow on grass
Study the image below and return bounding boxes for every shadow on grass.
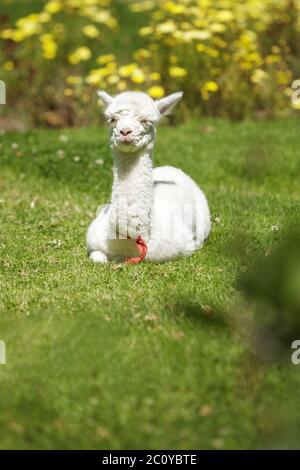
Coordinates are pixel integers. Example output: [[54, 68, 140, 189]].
[[171, 298, 228, 331]]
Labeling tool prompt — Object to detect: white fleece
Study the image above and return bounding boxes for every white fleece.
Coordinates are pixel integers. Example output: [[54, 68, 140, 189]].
[[87, 91, 211, 263]]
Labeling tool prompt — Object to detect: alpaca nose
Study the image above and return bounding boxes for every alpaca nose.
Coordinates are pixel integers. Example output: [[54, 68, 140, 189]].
[[120, 128, 133, 136]]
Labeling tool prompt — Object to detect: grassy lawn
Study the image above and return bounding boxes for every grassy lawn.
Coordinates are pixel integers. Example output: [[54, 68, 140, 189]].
[[0, 118, 300, 449]]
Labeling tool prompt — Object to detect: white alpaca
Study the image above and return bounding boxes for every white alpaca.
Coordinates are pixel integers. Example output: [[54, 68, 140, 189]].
[[87, 90, 210, 263]]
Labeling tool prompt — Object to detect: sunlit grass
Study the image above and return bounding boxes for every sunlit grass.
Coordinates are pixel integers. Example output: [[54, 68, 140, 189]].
[[0, 119, 299, 449]]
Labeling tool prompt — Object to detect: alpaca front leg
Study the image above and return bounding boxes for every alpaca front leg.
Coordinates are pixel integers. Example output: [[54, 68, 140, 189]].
[[89, 250, 108, 263], [87, 204, 111, 263]]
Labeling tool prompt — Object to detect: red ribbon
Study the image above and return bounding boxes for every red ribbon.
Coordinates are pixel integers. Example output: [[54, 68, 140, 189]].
[[125, 236, 148, 264]]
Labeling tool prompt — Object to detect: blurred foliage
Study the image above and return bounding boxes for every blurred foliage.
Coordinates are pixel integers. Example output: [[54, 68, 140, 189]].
[[238, 226, 300, 361], [0, 0, 118, 126], [1, 0, 300, 126], [125, 0, 300, 118]]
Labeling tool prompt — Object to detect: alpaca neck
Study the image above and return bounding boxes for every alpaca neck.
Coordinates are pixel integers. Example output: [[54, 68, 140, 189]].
[[111, 146, 153, 239]]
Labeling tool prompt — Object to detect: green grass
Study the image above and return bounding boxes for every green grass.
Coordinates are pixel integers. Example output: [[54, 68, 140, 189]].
[[0, 118, 300, 449]]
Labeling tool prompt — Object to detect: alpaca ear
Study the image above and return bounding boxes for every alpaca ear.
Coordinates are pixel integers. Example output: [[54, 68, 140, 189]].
[[156, 91, 183, 117], [97, 90, 113, 109]]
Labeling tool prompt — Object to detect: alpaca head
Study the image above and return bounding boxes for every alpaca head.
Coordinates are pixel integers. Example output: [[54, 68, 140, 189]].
[[97, 90, 183, 154]]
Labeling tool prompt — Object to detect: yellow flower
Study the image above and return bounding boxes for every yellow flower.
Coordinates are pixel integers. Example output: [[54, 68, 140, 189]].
[[94, 11, 117, 29], [40, 33, 53, 42], [119, 63, 137, 78], [66, 76, 82, 85], [45, 1, 62, 14], [147, 85, 164, 98], [240, 61, 253, 71], [251, 69, 268, 84], [150, 72, 161, 81], [86, 70, 103, 86], [16, 14, 41, 37], [271, 46, 281, 54], [217, 11, 234, 22], [130, 1, 154, 13], [17, 20, 41, 37], [201, 81, 219, 93], [106, 61, 117, 72], [169, 55, 178, 64], [131, 68, 146, 84], [156, 21, 176, 34], [196, 43, 206, 53], [97, 54, 115, 65], [107, 75, 120, 85], [209, 23, 226, 33], [139, 26, 154, 36], [68, 47, 92, 64], [276, 70, 291, 86], [266, 54, 281, 65], [206, 81, 219, 92], [16, 13, 39, 26], [239, 31, 257, 47], [117, 80, 127, 91], [164, 1, 185, 15], [247, 52, 262, 65], [205, 47, 220, 58], [82, 25, 100, 38], [42, 42, 57, 59], [133, 48, 151, 60], [169, 66, 187, 78], [40, 34, 57, 59], [1, 29, 14, 40], [182, 30, 211, 42], [11, 30, 26, 42], [4, 61, 14, 71], [39, 13, 51, 23], [86, 76, 101, 86], [86, 65, 115, 85], [213, 38, 228, 49]]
